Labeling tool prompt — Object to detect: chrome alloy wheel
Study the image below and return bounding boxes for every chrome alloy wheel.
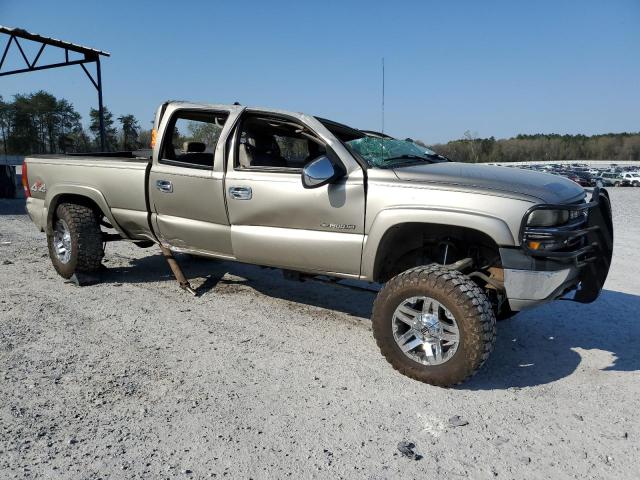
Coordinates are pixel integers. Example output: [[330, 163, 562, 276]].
[[392, 296, 460, 365], [53, 219, 72, 264]]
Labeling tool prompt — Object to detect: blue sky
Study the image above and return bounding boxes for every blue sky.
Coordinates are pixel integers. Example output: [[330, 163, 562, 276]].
[[1, 0, 638, 143]]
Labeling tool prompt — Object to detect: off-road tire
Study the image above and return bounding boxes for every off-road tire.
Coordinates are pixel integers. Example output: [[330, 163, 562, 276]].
[[372, 265, 496, 387], [47, 203, 104, 279]]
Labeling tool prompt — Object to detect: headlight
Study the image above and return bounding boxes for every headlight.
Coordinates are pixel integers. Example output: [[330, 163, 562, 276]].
[[527, 209, 570, 227]]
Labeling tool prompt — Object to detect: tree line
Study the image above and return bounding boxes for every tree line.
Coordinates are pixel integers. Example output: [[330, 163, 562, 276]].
[[2, 90, 639, 162], [430, 131, 640, 163], [0, 91, 151, 155]]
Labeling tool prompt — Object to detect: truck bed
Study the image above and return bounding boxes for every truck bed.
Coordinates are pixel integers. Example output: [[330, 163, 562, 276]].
[[24, 154, 153, 240], [26, 153, 151, 169]]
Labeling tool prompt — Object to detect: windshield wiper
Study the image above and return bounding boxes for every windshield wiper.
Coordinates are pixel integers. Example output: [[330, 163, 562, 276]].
[[384, 154, 432, 163], [384, 153, 450, 166]]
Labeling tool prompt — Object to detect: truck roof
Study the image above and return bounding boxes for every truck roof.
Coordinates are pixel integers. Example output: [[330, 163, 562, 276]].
[[156, 101, 367, 141], [158, 100, 315, 124]]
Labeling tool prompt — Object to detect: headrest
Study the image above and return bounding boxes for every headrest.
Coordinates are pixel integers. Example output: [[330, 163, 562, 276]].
[[183, 141, 206, 153]]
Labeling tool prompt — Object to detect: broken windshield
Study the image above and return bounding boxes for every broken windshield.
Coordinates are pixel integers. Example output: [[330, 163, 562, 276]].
[[346, 136, 448, 168]]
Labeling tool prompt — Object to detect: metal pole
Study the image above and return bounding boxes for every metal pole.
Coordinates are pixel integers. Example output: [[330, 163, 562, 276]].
[[160, 245, 197, 296], [96, 57, 106, 151]]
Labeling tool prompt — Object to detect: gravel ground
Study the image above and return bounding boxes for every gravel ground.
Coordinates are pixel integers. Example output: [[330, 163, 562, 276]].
[[1, 188, 638, 479]]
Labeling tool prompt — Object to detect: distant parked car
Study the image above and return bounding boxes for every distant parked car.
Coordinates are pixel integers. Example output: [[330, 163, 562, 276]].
[[570, 170, 596, 187], [621, 172, 640, 187], [564, 173, 590, 187], [597, 172, 630, 187]]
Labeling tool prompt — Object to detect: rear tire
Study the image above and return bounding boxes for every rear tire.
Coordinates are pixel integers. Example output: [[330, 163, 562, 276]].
[[372, 265, 496, 387], [47, 203, 104, 279]]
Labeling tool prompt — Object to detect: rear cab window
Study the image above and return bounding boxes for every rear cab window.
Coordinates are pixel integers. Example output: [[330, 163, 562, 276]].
[[160, 111, 228, 169]]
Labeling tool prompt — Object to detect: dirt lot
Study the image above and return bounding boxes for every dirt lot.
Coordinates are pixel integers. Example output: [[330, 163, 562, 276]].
[[1, 188, 638, 479]]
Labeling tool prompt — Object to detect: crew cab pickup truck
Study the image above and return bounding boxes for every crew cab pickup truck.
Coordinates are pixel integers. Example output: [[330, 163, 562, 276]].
[[22, 101, 614, 386]]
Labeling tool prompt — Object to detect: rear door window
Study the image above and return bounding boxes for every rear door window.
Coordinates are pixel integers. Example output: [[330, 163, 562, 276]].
[[161, 111, 228, 169]]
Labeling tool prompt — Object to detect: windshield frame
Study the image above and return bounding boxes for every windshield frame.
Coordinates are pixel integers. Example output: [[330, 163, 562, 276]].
[[315, 116, 448, 169]]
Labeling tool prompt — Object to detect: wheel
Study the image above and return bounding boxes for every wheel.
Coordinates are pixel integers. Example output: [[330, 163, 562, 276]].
[[47, 202, 104, 279], [614, 182, 620, 187], [372, 265, 496, 387]]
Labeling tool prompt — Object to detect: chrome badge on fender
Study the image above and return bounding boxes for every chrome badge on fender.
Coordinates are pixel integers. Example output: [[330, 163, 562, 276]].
[[321, 223, 356, 230], [31, 181, 46, 193]]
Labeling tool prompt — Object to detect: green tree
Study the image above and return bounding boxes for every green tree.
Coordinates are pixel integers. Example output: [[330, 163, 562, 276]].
[[89, 107, 118, 151], [137, 128, 153, 149], [186, 121, 222, 147], [431, 131, 640, 163], [0, 95, 11, 155], [117, 114, 140, 150]]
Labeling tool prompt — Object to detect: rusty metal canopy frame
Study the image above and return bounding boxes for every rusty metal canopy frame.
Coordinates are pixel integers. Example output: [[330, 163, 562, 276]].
[[0, 26, 111, 151]]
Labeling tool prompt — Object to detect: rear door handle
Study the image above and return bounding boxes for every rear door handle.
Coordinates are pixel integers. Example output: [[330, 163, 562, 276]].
[[156, 180, 173, 193], [228, 186, 252, 200]]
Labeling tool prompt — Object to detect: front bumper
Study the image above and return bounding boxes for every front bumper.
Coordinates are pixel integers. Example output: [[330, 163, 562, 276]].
[[502, 188, 613, 310], [502, 263, 580, 311]]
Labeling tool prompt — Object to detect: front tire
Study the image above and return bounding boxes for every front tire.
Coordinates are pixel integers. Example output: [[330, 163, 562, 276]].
[[372, 265, 496, 387], [47, 203, 104, 279]]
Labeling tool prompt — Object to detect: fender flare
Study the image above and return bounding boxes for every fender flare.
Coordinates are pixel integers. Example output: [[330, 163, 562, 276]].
[[361, 207, 516, 280], [44, 184, 129, 238]]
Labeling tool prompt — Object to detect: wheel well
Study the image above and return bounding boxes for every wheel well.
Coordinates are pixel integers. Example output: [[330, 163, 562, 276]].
[[47, 194, 105, 233], [372, 223, 502, 283]]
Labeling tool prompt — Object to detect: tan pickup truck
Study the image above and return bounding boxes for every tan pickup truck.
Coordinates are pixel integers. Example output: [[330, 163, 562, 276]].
[[22, 101, 613, 386]]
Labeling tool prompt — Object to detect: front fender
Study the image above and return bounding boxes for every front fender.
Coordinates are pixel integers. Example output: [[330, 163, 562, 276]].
[[360, 207, 516, 280], [44, 184, 128, 238]]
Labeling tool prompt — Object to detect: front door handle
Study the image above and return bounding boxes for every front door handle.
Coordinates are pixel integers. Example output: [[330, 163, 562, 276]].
[[156, 179, 173, 193], [228, 186, 252, 200]]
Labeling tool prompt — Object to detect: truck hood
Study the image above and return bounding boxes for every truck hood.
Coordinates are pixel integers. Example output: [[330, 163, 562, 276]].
[[392, 162, 585, 204]]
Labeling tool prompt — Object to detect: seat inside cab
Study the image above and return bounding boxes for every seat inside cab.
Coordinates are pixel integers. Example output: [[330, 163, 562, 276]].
[[237, 116, 326, 170]]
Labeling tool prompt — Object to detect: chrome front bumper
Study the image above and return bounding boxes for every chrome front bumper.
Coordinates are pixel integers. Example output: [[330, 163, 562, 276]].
[[504, 266, 580, 311], [502, 188, 613, 311]]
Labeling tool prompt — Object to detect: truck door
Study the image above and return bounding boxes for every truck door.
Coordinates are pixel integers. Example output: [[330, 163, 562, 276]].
[[149, 107, 240, 256], [224, 112, 366, 277]]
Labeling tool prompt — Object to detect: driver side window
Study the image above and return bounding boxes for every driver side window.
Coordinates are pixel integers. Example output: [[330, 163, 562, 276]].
[[236, 116, 325, 171]]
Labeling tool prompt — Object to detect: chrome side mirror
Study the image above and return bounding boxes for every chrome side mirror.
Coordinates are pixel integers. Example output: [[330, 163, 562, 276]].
[[302, 155, 344, 189]]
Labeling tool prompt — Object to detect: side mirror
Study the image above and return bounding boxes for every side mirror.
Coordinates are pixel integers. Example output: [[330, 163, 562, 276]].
[[302, 155, 344, 188], [302, 154, 345, 189]]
